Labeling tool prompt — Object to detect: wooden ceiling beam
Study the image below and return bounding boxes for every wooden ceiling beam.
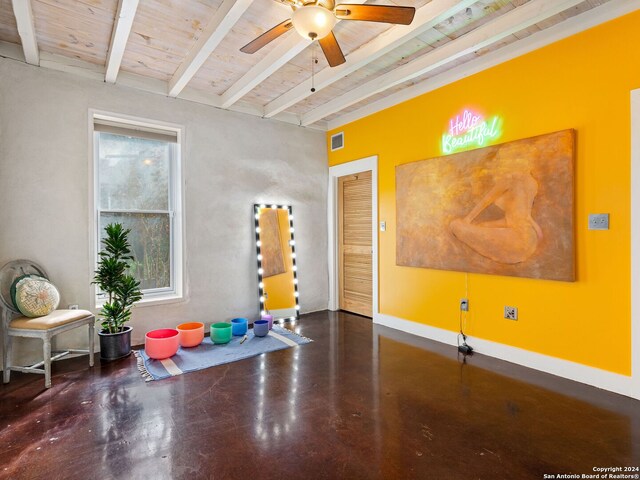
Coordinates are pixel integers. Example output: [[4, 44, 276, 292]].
[[220, 0, 367, 110], [327, 0, 640, 130], [0, 39, 325, 129], [11, 0, 39, 66], [168, 0, 255, 98], [220, 34, 307, 109], [263, 0, 476, 119], [105, 0, 139, 84], [300, 0, 586, 126]]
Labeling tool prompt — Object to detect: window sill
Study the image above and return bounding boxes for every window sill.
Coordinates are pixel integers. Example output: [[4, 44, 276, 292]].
[[94, 293, 186, 313]]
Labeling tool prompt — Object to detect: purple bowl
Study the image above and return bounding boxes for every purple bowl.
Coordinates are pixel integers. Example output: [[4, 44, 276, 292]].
[[261, 314, 274, 330]]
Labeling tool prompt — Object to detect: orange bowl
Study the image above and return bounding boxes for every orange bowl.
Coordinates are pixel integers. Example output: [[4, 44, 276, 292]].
[[145, 329, 180, 359], [176, 322, 204, 348]]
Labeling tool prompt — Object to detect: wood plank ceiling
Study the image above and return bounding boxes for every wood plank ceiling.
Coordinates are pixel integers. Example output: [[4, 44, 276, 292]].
[[0, 0, 624, 129]]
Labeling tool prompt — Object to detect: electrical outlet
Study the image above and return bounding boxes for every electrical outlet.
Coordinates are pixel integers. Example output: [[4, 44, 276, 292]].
[[588, 213, 609, 230], [68, 304, 79, 310], [380, 221, 386, 232], [504, 306, 518, 320], [460, 298, 469, 312]]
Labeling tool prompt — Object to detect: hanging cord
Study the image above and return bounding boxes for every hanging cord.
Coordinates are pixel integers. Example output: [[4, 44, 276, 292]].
[[461, 272, 469, 335], [457, 272, 473, 357]]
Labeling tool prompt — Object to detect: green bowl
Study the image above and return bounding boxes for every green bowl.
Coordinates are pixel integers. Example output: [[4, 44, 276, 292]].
[[211, 322, 232, 344]]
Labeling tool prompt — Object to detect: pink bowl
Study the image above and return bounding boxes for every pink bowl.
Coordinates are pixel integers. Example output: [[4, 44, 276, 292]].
[[176, 322, 204, 347], [145, 328, 180, 360]]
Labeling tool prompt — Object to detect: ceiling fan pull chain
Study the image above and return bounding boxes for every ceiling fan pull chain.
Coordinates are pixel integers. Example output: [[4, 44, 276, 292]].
[[310, 46, 318, 93]]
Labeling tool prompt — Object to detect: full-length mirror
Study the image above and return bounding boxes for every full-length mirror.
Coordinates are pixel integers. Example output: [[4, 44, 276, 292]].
[[254, 204, 299, 322]]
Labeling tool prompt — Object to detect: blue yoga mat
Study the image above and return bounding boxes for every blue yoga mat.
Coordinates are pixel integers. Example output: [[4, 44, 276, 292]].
[[134, 325, 312, 381]]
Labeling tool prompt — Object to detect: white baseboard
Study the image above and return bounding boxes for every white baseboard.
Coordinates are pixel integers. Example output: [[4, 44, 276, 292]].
[[270, 308, 297, 317], [374, 313, 639, 400]]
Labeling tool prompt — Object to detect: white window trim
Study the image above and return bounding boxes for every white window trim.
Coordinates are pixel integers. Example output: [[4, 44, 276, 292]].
[[88, 109, 186, 312]]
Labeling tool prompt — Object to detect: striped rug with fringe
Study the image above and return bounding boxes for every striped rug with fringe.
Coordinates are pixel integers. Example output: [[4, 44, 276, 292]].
[[134, 325, 312, 381]]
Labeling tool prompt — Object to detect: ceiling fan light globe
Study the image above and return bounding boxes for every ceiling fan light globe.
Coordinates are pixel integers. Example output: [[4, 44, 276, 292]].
[[292, 5, 336, 41]]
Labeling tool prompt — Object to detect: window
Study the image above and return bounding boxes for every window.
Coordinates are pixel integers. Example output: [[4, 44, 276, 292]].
[[92, 113, 183, 305]]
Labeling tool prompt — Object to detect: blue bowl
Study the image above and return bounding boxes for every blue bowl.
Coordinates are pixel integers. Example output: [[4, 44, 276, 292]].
[[231, 318, 248, 336], [253, 320, 269, 337]]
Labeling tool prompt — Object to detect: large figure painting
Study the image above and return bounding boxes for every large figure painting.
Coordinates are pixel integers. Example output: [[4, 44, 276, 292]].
[[396, 129, 575, 281]]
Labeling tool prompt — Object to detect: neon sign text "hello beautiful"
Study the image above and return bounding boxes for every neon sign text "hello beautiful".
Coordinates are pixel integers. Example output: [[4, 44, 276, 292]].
[[441, 109, 502, 154]]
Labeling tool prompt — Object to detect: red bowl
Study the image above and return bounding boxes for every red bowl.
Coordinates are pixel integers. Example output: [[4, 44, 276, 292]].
[[145, 328, 180, 360]]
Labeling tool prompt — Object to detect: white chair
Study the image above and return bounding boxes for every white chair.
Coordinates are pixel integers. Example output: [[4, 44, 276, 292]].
[[0, 259, 95, 388]]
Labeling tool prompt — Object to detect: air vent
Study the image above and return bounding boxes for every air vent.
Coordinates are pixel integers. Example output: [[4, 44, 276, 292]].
[[331, 132, 344, 151]]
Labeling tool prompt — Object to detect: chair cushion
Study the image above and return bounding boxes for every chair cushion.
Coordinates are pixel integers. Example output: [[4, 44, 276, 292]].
[[14, 276, 60, 317], [10, 309, 93, 330]]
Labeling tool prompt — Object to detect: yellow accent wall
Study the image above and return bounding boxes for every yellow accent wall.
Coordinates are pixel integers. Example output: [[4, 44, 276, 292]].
[[327, 12, 640, 375]]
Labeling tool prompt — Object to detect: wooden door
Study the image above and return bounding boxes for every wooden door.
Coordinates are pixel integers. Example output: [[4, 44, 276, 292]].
[[338, 170, 372, 317]]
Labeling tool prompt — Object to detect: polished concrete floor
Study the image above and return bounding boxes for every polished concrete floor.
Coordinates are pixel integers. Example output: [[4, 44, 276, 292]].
[[1, 310, 638, 479]]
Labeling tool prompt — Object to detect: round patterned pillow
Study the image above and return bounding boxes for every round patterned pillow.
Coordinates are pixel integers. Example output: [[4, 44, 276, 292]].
[[10, 274, 48, 310], [14, 276, 60, 317]]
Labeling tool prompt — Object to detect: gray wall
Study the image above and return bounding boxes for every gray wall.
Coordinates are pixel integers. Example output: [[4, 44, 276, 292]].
[[0, 58, 328, 366]]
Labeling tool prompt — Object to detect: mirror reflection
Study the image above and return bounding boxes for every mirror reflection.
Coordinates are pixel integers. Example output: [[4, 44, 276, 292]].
[[255, 204, 299, 321]]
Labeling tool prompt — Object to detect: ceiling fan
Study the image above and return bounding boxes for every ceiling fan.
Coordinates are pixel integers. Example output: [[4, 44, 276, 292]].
[[240, 0, 416, 67]]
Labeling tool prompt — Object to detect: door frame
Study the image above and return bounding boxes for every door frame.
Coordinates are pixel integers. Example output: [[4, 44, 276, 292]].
[[630, 89, 640, 399], [328, 155, 378, 316]]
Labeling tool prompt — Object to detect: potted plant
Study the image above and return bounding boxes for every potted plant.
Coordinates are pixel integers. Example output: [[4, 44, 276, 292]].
[[93, 223, 143, 361]]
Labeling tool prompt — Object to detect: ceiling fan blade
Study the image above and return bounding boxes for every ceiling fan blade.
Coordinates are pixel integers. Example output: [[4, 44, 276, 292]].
[[319, 31, 346, 68], [240, 20, 294, 54], [274, 0, 302, 8], [334, 4, 415, 25]]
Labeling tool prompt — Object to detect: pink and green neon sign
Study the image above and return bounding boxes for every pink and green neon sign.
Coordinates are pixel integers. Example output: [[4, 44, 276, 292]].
[[441, 109, 502, 155]]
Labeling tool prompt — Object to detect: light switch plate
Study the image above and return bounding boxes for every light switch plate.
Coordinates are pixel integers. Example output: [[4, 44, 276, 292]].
[[588, 213, 609, 230], [504, 306, 518, 320], [380, 221, 386, 232]]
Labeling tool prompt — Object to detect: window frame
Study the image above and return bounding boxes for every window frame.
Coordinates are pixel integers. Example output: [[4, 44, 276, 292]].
[[89, 110, 185, 310]]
